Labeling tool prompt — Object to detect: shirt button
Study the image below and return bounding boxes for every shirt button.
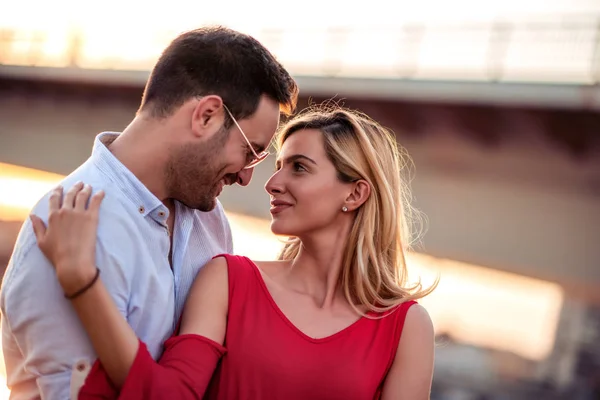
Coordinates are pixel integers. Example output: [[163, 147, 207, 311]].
[[138, 206, 145, 214], [158, 211, 165, 218], [76, 360, 88, 372]]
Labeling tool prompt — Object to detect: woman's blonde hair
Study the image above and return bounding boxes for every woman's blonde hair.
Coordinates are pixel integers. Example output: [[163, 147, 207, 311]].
[[277, 105, 437, 315]]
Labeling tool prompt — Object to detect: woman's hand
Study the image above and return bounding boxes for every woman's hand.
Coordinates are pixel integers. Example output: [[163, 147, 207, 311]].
[[30, 182, 105, 296]]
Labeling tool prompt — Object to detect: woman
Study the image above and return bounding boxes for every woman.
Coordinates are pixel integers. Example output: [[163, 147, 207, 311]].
[[33, 106, 436, 399]]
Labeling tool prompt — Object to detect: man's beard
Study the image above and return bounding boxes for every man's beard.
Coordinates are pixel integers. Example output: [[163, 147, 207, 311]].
[[165, 126, 231, 211]]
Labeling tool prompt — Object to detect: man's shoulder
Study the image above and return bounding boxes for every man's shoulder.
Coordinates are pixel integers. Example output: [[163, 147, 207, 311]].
[[2, 188, 142, 315], [31, 169, 137, 225], [11, 173, 140, 278], [30, 166, 113, 218], [3, 167, 107, 278]]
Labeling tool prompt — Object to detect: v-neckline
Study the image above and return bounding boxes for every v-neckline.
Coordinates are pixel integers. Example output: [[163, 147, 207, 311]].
[[242, 257, 369, 344]]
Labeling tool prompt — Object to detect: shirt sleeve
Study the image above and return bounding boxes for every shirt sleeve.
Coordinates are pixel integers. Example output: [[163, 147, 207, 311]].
[[78, 335, 226, 400], [1, 215, 132, 399]]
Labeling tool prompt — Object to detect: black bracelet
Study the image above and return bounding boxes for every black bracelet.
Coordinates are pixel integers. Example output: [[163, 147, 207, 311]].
[[64, 267, 101, 300]]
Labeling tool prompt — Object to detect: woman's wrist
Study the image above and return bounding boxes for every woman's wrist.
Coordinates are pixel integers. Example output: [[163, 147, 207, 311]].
[[58, 263, 99, 297]]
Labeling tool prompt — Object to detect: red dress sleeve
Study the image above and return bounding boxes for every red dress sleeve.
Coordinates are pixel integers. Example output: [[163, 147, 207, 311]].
[[78, 334, 226, 399]]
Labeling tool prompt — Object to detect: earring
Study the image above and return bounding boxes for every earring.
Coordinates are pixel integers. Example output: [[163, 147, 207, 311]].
[[342, 206, 348, 212]]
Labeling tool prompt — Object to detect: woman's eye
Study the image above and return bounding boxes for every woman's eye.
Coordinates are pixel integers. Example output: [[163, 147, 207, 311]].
[[293, 162, 306, 172]]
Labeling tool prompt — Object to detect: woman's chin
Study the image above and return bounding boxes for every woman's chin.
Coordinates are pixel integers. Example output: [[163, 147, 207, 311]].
[[269, 220, 294, 237]]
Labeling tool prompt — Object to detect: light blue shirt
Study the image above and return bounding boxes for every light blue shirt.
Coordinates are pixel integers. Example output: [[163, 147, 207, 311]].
[[1, 132, 233, 399]]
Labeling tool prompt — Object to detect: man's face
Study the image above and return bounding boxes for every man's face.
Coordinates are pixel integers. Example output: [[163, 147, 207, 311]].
[[167, 96, 280, 211]]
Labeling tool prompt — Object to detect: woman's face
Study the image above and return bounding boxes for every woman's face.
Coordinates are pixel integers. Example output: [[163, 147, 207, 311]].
[[265, 129, 351, 237]]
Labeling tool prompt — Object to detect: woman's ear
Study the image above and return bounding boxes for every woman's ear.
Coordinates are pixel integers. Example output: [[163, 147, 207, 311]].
[[343, 179, 370, 212]]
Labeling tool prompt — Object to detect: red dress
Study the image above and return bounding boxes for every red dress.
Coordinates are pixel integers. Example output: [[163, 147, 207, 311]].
[[79, 254, 417, 399]]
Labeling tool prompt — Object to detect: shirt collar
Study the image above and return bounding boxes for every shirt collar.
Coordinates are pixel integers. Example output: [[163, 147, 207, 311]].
[[91, 132, 167, 219]]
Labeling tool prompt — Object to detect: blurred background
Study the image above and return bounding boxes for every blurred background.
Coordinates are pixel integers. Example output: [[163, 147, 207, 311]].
[[1, 0, 599, 398]]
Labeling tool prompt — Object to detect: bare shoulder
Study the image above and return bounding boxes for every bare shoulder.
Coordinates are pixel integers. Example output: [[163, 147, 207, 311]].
[[404, 303, 434, 335], [200, 255, 230, 273], [189, 256, 230, 296], [393, 303, 435, 364], [380, 303, 435, 399], [180, 256, 229, 339], [394, 303, 435, 367]]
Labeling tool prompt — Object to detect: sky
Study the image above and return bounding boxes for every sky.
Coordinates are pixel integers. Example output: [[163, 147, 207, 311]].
[[2, 0, 599, 84], [3, 0, 600, 30]]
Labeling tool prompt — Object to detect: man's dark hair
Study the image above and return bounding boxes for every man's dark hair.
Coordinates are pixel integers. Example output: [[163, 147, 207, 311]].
[[139, 26, 298, 122]]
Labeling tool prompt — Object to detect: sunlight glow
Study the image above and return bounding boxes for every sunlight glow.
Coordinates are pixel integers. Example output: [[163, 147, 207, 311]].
[[0, 163, 64, 221], [0, 383, 8, 400], [410, 253, 564, 361], [0, 163, 564, 369]]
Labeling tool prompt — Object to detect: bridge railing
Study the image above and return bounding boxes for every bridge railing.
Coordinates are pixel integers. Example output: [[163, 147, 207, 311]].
[[1, 15, 599, 85]]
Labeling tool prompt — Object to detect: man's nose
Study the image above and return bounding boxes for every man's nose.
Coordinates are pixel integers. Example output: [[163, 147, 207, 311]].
[[237, 168, 254, 187]]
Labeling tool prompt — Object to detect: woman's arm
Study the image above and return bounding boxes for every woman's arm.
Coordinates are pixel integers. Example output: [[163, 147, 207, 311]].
[[63, 256, 229, 391], [75, 257, 229, 400], [104, 257, 229, 398], [380, 304, 435, 400], [69, 270, 140, 388], [31, 183, 228, 395]]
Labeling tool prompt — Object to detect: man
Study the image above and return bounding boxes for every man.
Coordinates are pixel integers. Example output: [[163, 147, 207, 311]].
[[1, 26, 298, 399]]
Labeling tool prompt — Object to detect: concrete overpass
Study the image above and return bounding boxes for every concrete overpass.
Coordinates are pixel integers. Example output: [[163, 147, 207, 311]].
[[1, 75, 599, 304], [1, 14, 600, 304]]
